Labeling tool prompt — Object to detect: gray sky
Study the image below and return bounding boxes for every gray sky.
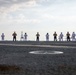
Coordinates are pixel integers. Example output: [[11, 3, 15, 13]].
[[0, 0, 76, 40]]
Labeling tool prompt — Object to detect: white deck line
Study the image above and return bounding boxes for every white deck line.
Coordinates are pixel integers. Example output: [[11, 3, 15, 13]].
[[0, 43, 76, 48], [29, 51, 64, 54]]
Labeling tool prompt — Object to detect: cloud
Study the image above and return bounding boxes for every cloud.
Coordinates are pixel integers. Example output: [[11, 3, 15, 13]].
[[0, 0, 75, 8], [0, 0, 29, 7], [0, 0, 76, 26], [0, 0, 36, 13], [0, 13, 40, 26], [0, 0, 75, 13]]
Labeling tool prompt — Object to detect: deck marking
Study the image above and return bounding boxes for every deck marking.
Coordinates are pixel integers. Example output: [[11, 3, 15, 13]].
[[29, 51, 64, 54], [0, 43, 76, 48]]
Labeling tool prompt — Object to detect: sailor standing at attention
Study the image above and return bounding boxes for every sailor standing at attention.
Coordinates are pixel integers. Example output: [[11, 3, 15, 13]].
[[24, 33, 28, 41], [1, 33, 5, 41], [36, 32, 40, 41], [59, 32, 64, 41], [71, 32, 75, 41], [20, 31, 24, 41], [46, 33, 49, 41], [66, 32, 70, 41], [12, 31, 17, 41], [53, 32, 57, 41]]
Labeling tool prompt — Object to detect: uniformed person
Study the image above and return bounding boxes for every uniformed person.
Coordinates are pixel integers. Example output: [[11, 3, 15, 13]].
[[66, 32, 70, 41], [53, 32, 57, 41], [36, 32, 40, 41], [12, 32, 17, 41]]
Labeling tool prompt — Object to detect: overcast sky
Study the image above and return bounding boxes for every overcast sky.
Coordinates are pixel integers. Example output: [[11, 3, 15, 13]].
[[0, 0, 76, 41]]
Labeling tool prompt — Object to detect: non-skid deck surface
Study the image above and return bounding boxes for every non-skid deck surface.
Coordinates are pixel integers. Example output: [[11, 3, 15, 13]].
[[0, 41, 76, 75]]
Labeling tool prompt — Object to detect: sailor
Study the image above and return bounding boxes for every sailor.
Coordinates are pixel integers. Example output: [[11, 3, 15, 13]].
[[24, 33, 28, 41], [46, 33, 49, 41], [66, 32, 70, 41], [36, 32, 40, 41], [71, 32, 75, 41], [12, 31, 17, 41], [20, 31, 24, 41], [59, 32, 63, 41], [53, 32, 57, 41], [1, 33, 5, 41]]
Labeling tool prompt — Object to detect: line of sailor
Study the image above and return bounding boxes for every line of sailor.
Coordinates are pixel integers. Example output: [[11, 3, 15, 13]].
[[1, 32, 76, 41]]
